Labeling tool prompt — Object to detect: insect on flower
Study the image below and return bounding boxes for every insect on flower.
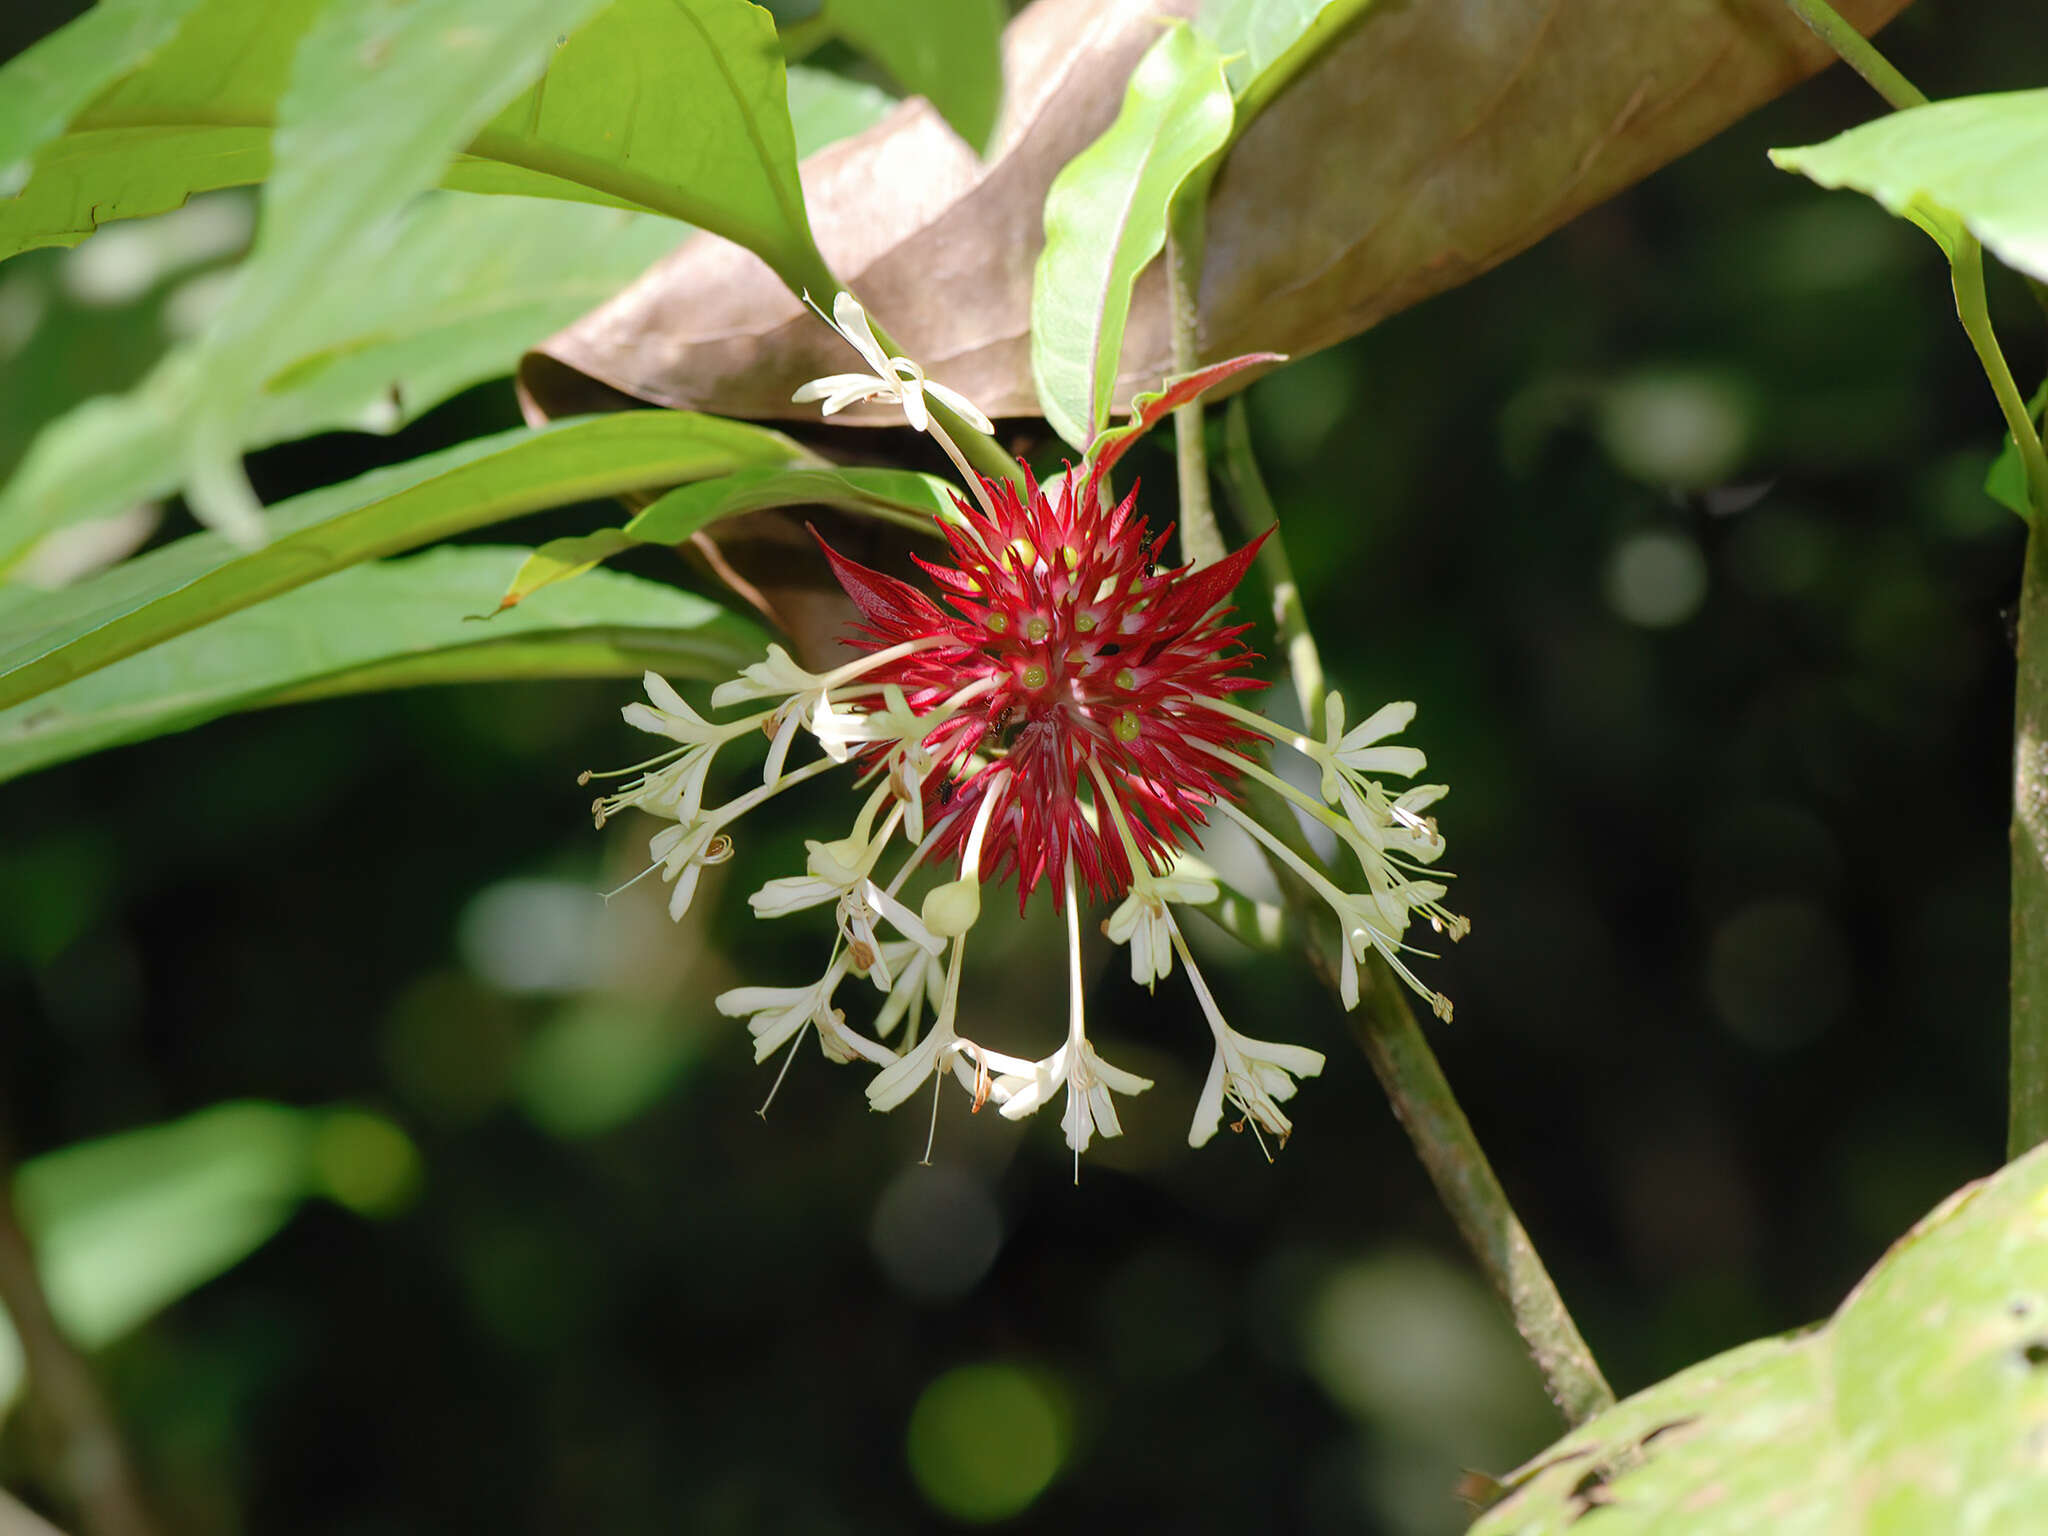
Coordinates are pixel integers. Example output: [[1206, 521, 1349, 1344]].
[[583, 295, 1463, 1172]]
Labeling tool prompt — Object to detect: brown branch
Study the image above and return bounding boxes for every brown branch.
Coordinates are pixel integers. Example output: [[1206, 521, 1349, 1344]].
[[0, 1485, 71, 1536], [0, 1145, 158, 1536]]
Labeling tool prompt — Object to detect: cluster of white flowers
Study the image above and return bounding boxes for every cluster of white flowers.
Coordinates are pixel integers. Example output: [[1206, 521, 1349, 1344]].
[[588, 654, 1463, 1169], [580, 293, 1466, 1173]]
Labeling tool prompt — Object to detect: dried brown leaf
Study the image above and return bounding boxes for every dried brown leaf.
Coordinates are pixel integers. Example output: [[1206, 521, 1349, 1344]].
[[521, 0, 1912, 429]]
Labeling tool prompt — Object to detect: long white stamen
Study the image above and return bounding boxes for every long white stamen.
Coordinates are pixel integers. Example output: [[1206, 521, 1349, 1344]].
[[958, 768, 1008, 879], [1065, 858, 1085, 1187], [758, 1024, 807, 1119]]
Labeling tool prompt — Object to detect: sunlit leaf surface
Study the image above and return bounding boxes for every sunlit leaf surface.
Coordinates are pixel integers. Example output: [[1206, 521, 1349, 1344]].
[[1771, 91, 2048, 280], [1030, 23, 1232, 449], [1474, 1143, 2048, 1534], [0, 413, 814, 709], [0, 545, 764, 783]]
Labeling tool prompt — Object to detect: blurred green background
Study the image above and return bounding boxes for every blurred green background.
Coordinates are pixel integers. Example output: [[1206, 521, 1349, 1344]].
[[3, 3, 2044, 1532]]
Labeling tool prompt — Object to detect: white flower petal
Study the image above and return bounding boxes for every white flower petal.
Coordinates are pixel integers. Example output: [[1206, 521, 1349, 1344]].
[[832, 290, 892, 376], [1336, 700, 1417, 753], [1188, 1044, 1229, 1148], [924, 378, 995, 435]]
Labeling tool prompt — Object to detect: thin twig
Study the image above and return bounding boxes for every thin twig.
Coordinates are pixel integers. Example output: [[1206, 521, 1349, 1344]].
[[1777, 0, 1927, 109], [1776, 0, 2048, 1155], [1166, 195, 1227, 569], [0, 1145, 158, 1536], [1241, 775, 1616, 1424], [1216, 415, 1614, 1422], [1221, 398, 1326, 725], [1953, 239, 2048, 520], [2013, 529, 2048, 1156]]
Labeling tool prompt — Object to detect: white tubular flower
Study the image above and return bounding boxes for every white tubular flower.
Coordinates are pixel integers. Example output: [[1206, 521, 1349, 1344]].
[[865, 944, 981, 1112], [648, 817, 737, 922], [1169, 915, 1324, 1150], [791, 291, 995, 435], [712, 643, 824, 711], [590, 672, 745, 825], [1189, 1029, 1326, 1150], [1103, 868, 1219, 989], [838, 880, 940, 990], [1318, 694, 1429, 795], [746, 782, 897, 920], [983, 1039, 1154, 1156], [871, 938, 946, 1040], [716, 952, 893, 1067], [1333, 889, 1455, 1022]]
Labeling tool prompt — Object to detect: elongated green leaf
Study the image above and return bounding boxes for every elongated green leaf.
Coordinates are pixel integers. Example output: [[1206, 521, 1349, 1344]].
[[179, 0, 616, 537], [1770, 90, 2048, 281], [0, 412, 815, 710], [1030, 24, 1233, 450], [0, 0, 318, 253], [498, 464, 959, 609], [450, 0, 833, 294], [823, 0, 1004, 152], [0, 545, 764, 784], [1473, 1142, 2048, 1534], [2, 0, 839, 281], [0, 194, 684, 556], [0, 0, 210, 180], [1987, 380, 2048, 519], [0, 1101, 417, 1411], [0, 68, 891, 563]]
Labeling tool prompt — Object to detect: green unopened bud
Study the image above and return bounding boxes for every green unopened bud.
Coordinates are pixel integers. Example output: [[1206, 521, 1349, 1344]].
[[921, 877, 982, 938], [807, 834, 868, 887]]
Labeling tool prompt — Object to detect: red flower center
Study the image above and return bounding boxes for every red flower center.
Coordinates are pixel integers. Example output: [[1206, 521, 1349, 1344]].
[[818, 464, 1267, 906]]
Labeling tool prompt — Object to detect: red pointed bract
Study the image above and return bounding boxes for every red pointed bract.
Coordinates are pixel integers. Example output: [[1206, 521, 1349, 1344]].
[[820, 464, 1267, 907]]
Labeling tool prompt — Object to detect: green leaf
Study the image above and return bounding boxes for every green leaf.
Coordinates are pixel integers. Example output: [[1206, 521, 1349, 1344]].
[[2, 0, 840, 284], [0, 0, 210, 181], [1472, 1142, 2048, 1534], [0, 545, 764, 784], [0, 412, 815, 711], [0, 193, 686, 559], [449, 0, 834, 295], [1029, 23, 1234, 450], [1986, 379, 2048, 519], [497, 464, 959, 609], [178, 0, 618, 537], [1194, 0, 1373, 118], [0, 66, 891, 563], [0, 1102, 417, 1411], [0, 0, 320, 256], [822, 0, 1004, 153], [1769, 90, 2048, 280]]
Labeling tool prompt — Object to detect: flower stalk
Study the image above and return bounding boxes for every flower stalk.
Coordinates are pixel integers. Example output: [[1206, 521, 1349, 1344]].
[[1772, 0, 2048, 1154], [1211, 410, 1613, 1424], [0, 1138, 161, 1536]]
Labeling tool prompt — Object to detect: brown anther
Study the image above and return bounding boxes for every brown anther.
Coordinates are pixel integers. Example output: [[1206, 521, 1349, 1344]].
[[971, 1058, 991, 1113], [850, 939, 877, 971], [576, 770, 592, 786]]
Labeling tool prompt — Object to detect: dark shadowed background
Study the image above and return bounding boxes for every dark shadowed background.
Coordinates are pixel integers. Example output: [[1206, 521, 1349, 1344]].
[[2, 2, 2043, 1531]]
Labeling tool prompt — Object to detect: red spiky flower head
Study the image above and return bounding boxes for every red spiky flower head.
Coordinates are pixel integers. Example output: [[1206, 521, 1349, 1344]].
[[590, 322, 1458, 1160], [817, 461, 1267, 907]]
